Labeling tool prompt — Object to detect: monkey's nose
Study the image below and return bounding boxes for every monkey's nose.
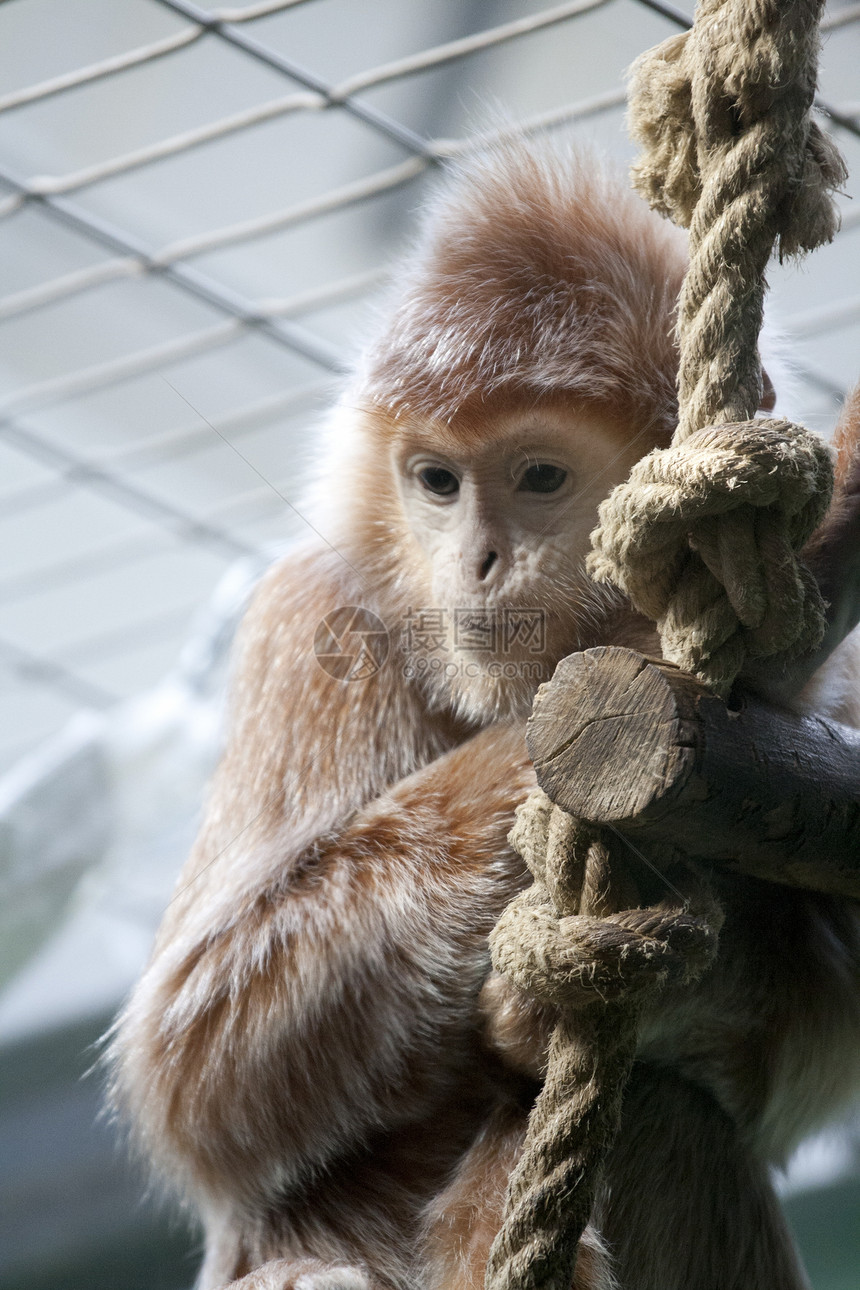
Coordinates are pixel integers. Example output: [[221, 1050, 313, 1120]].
[[478, 551, 498, 581]]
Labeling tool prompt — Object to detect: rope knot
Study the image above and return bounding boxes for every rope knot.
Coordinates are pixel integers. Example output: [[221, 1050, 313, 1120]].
[[484, 791, 723, 1290], [489, 792, 722, 1012], [587, 419, 834, 695]]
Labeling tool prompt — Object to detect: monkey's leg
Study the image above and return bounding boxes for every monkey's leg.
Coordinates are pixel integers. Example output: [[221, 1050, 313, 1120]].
[[421, 1098, 617, 1290], [594, 1063, 811, 1290], [194, 1201, 379, 1290], [217, 1259, 371, 1290]]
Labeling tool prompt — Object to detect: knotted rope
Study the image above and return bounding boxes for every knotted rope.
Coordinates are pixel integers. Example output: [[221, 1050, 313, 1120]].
[[485, 793, 722, 1290], [590, 0, 845, 697], [486, 3, 845, 1289], [591, 420, 833, 690]]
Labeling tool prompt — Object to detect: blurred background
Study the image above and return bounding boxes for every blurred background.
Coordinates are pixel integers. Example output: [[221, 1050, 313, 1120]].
[[0, 1, 859, 1286]]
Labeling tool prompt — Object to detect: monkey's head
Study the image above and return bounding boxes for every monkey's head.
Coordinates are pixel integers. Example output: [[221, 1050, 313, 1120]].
[[337, 144, 690, 723]]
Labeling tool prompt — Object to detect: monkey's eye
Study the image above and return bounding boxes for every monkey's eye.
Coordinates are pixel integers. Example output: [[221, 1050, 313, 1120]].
[[419, 466, 459, 496], [518, 464, 567, 494]]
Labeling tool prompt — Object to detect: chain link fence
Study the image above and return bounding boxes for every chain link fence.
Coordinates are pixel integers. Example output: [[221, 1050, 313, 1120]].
[[0, 0, 858, 776]]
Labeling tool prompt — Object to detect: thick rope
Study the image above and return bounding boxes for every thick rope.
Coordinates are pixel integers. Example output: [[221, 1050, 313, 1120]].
[[588, 0, 845, 698], [589, 419, 833, 692], [485, 794, 723, 1290], [486, 4, 844, 1288], [629, 0, 845, 441]]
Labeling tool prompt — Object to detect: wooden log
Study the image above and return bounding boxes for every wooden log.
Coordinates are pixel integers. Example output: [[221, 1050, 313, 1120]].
[[526, 647, 860, 899]]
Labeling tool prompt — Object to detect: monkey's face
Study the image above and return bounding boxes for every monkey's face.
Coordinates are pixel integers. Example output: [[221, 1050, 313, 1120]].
[[388, 401, 647, 721]]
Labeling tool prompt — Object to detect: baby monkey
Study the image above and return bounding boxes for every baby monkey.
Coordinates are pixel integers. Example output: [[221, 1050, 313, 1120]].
[[111, 144, 860, 1290]]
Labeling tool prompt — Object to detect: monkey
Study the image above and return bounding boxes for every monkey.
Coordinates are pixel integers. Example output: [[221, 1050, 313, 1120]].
[[109, 144, 860, 1290]]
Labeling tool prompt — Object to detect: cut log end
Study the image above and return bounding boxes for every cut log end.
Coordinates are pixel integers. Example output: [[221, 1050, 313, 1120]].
[[526, 646, 860, 899], [526, 648, 701, 822]]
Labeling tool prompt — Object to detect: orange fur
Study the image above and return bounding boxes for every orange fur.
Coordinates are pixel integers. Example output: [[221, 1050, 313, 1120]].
[[110, 144, 860, 1290], [359, 148, 686, 440]]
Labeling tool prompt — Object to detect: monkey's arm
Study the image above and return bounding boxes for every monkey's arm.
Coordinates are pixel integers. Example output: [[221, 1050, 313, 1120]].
[[111, 550, 535, 1208]]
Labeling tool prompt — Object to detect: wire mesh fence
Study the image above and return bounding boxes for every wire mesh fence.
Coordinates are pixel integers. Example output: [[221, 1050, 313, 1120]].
[[0, 0, 858, 776], [2, 7, 860, 1287]]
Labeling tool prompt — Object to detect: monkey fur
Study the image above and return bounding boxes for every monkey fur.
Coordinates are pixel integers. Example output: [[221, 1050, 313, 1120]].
[[110, 145, 860, 1290]]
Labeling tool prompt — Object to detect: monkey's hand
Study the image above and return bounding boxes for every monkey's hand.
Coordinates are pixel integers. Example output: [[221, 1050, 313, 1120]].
[[478, 969, 555, 1081], [477, 789, 566, 1079], [478, 790, 589, 1082]]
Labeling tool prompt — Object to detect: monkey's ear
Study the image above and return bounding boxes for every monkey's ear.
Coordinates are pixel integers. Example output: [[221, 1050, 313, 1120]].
[[760, 367, 777, 412]]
